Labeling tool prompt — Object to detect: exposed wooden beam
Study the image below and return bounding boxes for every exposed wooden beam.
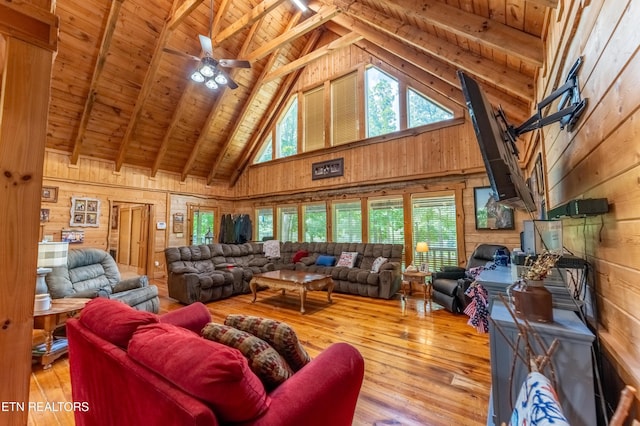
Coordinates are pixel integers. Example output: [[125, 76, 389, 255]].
[[262, 31, 362, 84], [313, 3, 534, 105], [182, 18, 265, 181], [115, 0, 202, 171], [212, 0, 232, 36], [527, 0, 559, 8], [246, 5, 341, 62], [210, 27, 321, 184], [0, 2, 58, 52], [339, 0, 543, 67], [213, 0, 288, 46], [70, 0, 124, 165]]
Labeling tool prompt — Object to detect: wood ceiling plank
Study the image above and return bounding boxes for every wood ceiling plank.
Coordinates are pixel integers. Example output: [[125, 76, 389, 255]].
[[342, 0, 543, 66], [213, 0, 289, 46], [246, 5, 341, 62], [70, 0, 124, 165], [114, 0, 203, 172], [527, 0, 558, 8], [262, 31, 362, 84]]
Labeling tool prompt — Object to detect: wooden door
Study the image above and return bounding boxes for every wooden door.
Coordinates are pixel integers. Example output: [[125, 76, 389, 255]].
[[130, 206, 148, 275], [118, 207, 132, 264]]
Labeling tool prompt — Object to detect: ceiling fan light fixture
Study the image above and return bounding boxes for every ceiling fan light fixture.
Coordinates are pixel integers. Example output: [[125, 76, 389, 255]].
[[291, 0, 307, 12], [200, 57, 216, 77], [190, 70, 205, 83], [205, 77, 219, 90], [214, 72, 228, 85]]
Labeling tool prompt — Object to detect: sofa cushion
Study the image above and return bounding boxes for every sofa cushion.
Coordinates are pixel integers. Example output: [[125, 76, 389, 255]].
[[316, 255, 336, 266], [224, 315, 311, 372], [79, 297, 158, 348], [129, 323, 270, 422], [337, 252, 358, 268], [371, 256, 388, 273], [292, 250, 309, 263], [202, 323, 294, 389]]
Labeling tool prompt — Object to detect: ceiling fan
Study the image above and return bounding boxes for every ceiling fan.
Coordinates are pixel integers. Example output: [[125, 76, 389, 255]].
[[187, 0, 251, 90]]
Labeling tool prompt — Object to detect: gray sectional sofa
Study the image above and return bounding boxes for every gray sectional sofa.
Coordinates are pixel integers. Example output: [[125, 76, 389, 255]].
[[164, 241, 403, 304]]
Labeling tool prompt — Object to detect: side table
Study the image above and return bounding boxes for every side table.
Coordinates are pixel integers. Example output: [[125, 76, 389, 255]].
[[401, 271, 432, 300], [33, 298, 91, 369]]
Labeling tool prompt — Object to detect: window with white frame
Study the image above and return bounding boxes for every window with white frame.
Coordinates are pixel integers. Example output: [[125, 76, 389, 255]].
[[407, 87, 453, 128], [256, 207, 274, 241], [254, 134, 272, 164], [276, 98, 298, 158], [365, 67, 400, 137], [368, 197, 404, 244], [412, 194, 457, 271], [302, 203, 327, 242], [332, 200, 362, 242], [278, 206, 298, 242]]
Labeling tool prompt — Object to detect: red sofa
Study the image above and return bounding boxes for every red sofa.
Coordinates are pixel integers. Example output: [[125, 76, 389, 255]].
[[67, 298, 365, 425]]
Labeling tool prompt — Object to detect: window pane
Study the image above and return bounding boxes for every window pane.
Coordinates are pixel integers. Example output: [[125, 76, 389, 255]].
[[332, 201, 362, 242], [256, 208, 274, 241], [331, 72, 358, 145], [276, 98, 298, 158], [368, 198, 404, 244], [412, 194, 458, 271], [408, 88, 453, 128], [254, 134, 273, 164], [191, 209, 215, 245], [366, 67, 399, 137], [302, 203, 326, 242], [278, 206, 298, 242], [304, 87, 324, 152]]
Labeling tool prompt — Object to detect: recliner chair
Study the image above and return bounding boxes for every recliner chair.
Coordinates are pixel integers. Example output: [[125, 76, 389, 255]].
[[431, 244, 509, 313]]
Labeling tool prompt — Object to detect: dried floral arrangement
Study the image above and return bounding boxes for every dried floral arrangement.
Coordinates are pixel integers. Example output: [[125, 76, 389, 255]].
[[520, 251, 561, 281]]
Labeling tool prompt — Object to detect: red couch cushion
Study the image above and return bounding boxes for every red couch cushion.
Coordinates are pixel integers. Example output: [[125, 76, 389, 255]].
[[79, 297, 158, 348], [224, 314, 310, 372], [128, 323, 270, 423], [292, 250, 309, 263], [202, 323, 294, 390]]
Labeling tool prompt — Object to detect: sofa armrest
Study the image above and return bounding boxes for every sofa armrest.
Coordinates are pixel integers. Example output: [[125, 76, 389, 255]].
[[159, 302, 211, 334], [380, 261, 400, 271], [431, 269, 466, 281], [113, 275, 149, 293], [250, 342, 364, 426]]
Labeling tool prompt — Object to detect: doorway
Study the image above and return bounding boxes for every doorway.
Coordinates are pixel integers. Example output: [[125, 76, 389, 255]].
[[111, 202, 152, 276], [188, 204, 217, 245]]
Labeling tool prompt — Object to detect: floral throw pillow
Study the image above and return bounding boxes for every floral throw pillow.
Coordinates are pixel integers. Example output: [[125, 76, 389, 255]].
[[336, 252, 358, 268], [371, 256, 388, 273]]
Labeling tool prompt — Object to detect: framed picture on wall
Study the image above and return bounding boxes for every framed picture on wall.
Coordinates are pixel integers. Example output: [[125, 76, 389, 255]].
[[474, 187, 515, 230], [111, 205, 119, 230], [173, 213, 184, 233], [41, 186, 58, 203], [70, 197, 100, 227]]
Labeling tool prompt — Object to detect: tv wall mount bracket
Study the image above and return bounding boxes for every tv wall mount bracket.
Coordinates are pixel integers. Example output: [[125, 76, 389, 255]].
[[501, 57, 587, 144]]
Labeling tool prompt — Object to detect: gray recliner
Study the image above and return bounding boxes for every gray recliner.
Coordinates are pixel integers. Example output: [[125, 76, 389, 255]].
[[45, 248, 159, 313], [431, 244, 509, 313]]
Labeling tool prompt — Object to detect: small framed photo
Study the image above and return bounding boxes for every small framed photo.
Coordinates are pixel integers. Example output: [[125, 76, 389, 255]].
[[40, 209, 50, 223], [173, 213, 184, 233], [111, 205, 119, 230], [70, 197, 100, 227], [474, 186, 515, 230], [41, 186, 58, 203]]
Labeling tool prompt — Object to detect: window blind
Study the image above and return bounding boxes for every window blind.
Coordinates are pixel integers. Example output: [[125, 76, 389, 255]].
[[412, 194, 457, 270], [331, 72, 358, 145], [304, 87, 324, 152], [332, 201, 362, 242], [278, 206, 298, 242], [368, 198, 404, 244], [302, 203, 327, 242]]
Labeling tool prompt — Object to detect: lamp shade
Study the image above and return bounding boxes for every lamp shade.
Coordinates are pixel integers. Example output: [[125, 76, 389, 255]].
[[416, 242, 429, 253], [38, 241, 69, 268]]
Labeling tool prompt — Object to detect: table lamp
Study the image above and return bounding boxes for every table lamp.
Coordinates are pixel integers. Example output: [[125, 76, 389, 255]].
[[416, 241, 429, 272], [36, 241, 69, 311]]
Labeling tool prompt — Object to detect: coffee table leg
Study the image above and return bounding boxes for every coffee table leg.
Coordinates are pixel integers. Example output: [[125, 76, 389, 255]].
[[250, 280, 258, 303], [299, 289, 307, 314], [327, 280, 334, 303]]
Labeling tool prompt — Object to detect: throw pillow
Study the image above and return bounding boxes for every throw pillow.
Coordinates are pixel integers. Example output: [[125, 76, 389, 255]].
[[292, 250, 309, 263], [371, 256, 388, 273], [128, 323, 270, 423], [336, 251, 358, 268], [202, 323, 294, 389], [79, 297, 158, 348], [224, 315, 310, 372], [315, 254, 336, 266]]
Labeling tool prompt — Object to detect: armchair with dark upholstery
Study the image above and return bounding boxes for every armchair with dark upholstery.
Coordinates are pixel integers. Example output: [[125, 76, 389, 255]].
[[431, 244, 509, 313]]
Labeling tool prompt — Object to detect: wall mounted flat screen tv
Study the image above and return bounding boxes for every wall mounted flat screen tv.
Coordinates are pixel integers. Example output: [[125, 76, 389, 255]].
[[457, 70, 536, 212]]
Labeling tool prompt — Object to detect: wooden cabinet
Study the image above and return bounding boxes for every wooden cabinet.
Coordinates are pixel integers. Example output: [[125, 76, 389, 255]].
[[488, 301, 596, 426]]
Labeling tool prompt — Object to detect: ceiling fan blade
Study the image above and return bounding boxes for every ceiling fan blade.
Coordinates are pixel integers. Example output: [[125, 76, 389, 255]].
[[199, 34, 213, 56], [162, 47, 200, 61], [218, 68, 239, 89], [218, 59, 251, 69]]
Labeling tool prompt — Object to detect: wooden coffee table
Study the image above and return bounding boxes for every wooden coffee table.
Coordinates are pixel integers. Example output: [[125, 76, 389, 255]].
[[250, 270, 334, 314], [33, 298, 91, 369]]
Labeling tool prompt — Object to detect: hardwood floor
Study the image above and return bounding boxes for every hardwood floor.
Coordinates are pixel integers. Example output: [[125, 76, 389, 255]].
[[28, 280, 492, 425]]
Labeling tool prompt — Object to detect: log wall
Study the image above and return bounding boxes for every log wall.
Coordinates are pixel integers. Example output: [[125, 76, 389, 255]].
[[540, 0, 640, 413]]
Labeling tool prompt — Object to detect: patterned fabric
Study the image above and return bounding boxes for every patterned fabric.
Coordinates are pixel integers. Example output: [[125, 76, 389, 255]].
[[336, 252, 358, 268], [510, 372, 569, 426], [224, 315, 311, 371], [202, 323, 293, 389], [464, 283, 489, 333], [263, 240, 280, 258], [370, 256, 388, 273]]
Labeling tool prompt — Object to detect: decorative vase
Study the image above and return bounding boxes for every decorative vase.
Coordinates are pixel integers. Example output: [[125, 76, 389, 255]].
[[511, 279, 553, 323]]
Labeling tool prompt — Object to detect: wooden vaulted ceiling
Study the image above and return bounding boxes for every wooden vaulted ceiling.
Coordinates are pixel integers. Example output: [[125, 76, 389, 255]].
[[47, 0, 556, 186]]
